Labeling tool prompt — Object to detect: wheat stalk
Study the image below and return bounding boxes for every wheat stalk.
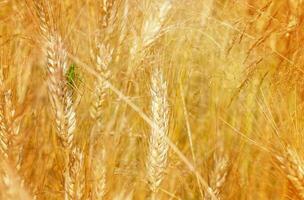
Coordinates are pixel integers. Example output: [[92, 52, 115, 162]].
[[276, 147, 304, 199], [146, 66, 170, 198]]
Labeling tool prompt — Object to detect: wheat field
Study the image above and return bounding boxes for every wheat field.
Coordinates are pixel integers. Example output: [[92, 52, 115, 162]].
[[0, 0, 304, 199]]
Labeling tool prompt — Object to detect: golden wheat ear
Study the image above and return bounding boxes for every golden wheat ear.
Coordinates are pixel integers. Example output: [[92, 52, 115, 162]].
[[204, 153, 229, 200], [91, 149, 107, 200], [130, 0, 172, 59], [276, 147, 304, 199], [65, 147, 85, 200], [0, 160, 33, 200], [146, 66, 170, 199]]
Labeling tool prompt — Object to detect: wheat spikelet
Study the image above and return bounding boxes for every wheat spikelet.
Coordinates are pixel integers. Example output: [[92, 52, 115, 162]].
[[205, 154, 229, 200], [276, 147, 304, 199], [99, 0, 115, 29], [146, 66, 170, 197], [92, 149, 107, 200]]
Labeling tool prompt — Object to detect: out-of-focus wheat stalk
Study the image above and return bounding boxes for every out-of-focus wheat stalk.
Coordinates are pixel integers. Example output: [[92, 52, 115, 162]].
[[276, 147, 304, 199], [146, 66, 170, 199]]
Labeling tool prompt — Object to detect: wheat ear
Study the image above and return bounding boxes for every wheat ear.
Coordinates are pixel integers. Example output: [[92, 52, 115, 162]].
[[0, 68, 21, 168], [276, 147, 304, 199], [66, 147, 85, 200], [205, 154, 228, 200], [130, 0, 172, 58], [0, 93, 8, 159], [34, 1, 76, 149], [88, 43, 113, 198], [1, 160, 32, 200], [92, 149, 107, 200], [146, 66, 170, 199], [36, 3, 77, 198], [88, 0, 115, 197], [90, 43, 113, 124], [46, 34, 76, 200]]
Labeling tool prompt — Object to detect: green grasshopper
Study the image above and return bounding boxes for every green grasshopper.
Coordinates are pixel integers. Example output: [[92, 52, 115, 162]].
[[66, 63, 82, 91]]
